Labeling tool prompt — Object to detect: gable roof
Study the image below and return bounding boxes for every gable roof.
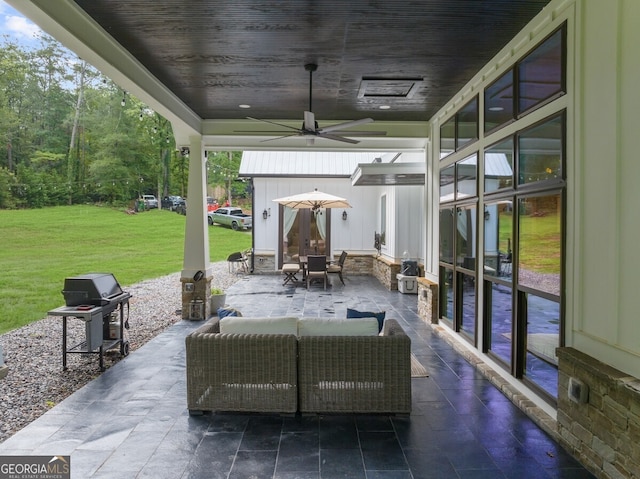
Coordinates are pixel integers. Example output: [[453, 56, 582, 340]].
[[239, 151, 384, 178]]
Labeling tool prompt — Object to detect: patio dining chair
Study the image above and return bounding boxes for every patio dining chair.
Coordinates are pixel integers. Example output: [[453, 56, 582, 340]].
[[306, 255, 327, 290], [327, 250, 347, 285]]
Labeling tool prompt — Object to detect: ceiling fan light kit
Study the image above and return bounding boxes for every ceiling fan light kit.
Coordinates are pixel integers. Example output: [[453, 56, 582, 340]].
[[244, 63, 387, 145]]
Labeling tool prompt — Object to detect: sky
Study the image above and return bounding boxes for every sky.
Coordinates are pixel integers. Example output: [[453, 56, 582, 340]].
[[0, 1, 43, 48]]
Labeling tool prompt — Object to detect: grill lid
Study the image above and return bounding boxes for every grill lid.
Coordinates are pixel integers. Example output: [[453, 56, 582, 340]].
[[62, 273, 124, 306]]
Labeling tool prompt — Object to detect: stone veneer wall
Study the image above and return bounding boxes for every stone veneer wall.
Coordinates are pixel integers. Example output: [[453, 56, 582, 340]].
[[373, 256, 401, 290], [342, 254, 373, 276], [252, 254, 276, 274], [557, 347, 640, 479], [253, 253, 373, 276], [417, 277, 438, 324]]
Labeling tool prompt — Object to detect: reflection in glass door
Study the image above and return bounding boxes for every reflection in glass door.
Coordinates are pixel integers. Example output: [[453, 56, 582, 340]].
[[281, 206, 302, 265], [484, 199, 514, 369], [517, 194, 562, 398], [280, 207, 330, 267]]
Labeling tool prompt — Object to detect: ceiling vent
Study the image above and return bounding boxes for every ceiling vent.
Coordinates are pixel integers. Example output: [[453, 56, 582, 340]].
[[358, 77, 423, 99]]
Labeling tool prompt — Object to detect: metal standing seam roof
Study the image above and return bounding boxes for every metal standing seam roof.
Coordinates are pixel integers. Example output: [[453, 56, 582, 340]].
[[484, 153, 513, 177], [239, 151, 385, 177]]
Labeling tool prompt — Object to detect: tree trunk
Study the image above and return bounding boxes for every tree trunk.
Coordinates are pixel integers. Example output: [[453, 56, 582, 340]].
[[67, 61, 87, 204]]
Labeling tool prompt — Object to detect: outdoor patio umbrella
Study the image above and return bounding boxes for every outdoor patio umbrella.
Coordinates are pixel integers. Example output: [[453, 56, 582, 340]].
[[273, 189, 351, 254], [272, 188, 351, 211]]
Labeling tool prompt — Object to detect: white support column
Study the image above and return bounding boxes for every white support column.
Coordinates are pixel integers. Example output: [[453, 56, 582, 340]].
[[180, 136, 212, 320]]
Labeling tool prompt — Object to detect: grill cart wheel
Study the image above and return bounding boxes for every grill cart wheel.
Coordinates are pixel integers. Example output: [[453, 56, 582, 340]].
[[122, 341, 130, 356]]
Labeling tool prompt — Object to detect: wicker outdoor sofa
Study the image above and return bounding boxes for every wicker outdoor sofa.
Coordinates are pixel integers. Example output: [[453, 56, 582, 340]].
[[185, 316, 411, 415]]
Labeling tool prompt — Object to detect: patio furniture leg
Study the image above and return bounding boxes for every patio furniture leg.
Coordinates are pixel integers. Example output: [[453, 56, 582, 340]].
[[282, 264, 300, 286]]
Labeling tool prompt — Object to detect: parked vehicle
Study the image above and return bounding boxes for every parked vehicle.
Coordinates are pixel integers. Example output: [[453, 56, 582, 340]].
[[207, 197, 219, 213], [175, 198, 187, 215], [162, 195, 182, 210], [141, 194, 158, 209], [208, 207, 252, 230]]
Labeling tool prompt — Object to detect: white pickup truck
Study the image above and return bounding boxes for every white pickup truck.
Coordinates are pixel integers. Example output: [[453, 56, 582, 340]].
[[207, 207, 253, 230]]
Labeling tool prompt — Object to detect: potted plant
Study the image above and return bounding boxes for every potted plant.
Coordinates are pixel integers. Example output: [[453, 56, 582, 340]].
[[209, 287, 227, 313]]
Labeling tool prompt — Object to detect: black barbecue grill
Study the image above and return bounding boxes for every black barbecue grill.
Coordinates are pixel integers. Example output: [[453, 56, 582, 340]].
[[49, 273, 131, 371]]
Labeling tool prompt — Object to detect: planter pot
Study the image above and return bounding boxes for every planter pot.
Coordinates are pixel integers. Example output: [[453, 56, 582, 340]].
[[209, 294, 227, 314]]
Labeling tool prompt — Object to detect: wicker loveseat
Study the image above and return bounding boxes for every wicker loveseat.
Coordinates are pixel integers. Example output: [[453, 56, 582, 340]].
[[185, 318, 299, 414], [185, 316, 411, 415], [298, 318, 411, 414]]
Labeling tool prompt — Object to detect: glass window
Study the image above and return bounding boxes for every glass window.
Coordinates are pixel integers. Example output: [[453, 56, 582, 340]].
[[460, 272, 476, 340], [455, 205, 476, 269], [485, 69, 514, 133], [518, 114, 563, 186], [457, 97, 478, 149], [456, 154, 477, 199], [483, 200, 513, 279], [524, 293, 559, 397], [484, 138, 514, 193], [439, 164, 455, 202], [439, 207, 455, 264], [517, 194, 562, 297], [518, 27, 565, 114], [440, 116, 456, 158], [487, 282, 513, 365], [439, 266, 454, 322]]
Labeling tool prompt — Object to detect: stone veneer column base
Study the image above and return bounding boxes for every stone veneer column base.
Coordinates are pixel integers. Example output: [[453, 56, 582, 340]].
[[557, 347, 640, 479], [180, 275, 212, 320], [417, 277, 438, 324]]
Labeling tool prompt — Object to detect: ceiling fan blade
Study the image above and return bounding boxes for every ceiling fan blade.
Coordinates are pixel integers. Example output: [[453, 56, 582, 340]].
[[259, 133, 301, 142], [330, 130, 387, 136], [235, 130, 298, 134], [318, 118, 374, 134], [317, 132, 360, 144], [303, 111, 316, 131], [246, 117, 301, 132]]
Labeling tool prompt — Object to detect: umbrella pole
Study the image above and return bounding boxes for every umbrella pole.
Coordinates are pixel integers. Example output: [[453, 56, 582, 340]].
[[314, 209, 318, 254]]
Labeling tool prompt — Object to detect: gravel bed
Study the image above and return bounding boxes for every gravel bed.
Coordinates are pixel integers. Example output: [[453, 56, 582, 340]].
[[0, 261, 242, 444]]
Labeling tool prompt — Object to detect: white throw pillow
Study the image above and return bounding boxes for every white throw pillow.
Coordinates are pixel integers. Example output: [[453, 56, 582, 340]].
[[298, 318, 379, 336], [219, 316, 298, 335]]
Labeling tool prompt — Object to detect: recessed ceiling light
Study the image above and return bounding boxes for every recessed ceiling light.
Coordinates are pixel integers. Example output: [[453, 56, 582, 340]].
[[239, 104, 251, 109], [488, 106, 504, 112], [379, 105, 391, 110]]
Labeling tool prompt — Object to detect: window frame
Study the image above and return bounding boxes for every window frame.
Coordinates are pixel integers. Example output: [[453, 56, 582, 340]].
[[439, 95, 479, 160]]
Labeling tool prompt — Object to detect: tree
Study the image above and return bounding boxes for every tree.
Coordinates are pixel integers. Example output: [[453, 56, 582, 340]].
[[0, 35, 183, 209], [207, 151, 243, 204]]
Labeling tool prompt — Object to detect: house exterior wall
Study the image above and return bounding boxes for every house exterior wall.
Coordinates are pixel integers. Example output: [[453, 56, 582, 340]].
[[250, 168, 425, 273], [423, 0, 640, 476], [252, 177, 381, 268], [557, 2, 640, 476]]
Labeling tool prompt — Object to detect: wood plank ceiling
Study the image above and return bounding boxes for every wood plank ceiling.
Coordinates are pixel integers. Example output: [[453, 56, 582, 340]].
[[72, 0, 551, 124]]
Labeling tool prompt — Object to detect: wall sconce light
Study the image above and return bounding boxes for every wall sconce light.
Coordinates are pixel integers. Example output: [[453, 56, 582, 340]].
[[262, 209, 268, 220], [342, 210, 348, 221]]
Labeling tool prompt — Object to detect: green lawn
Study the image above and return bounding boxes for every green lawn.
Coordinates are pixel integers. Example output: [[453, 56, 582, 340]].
[[0, 205, 251, 334], [499, 212, 561, 274]]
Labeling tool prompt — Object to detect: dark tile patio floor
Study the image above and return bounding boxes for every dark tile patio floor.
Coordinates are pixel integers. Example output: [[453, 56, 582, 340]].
[[0, 274, 595, 478]]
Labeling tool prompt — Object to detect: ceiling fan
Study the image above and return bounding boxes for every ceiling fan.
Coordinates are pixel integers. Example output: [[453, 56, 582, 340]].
[[241, 63, 387, 145]]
